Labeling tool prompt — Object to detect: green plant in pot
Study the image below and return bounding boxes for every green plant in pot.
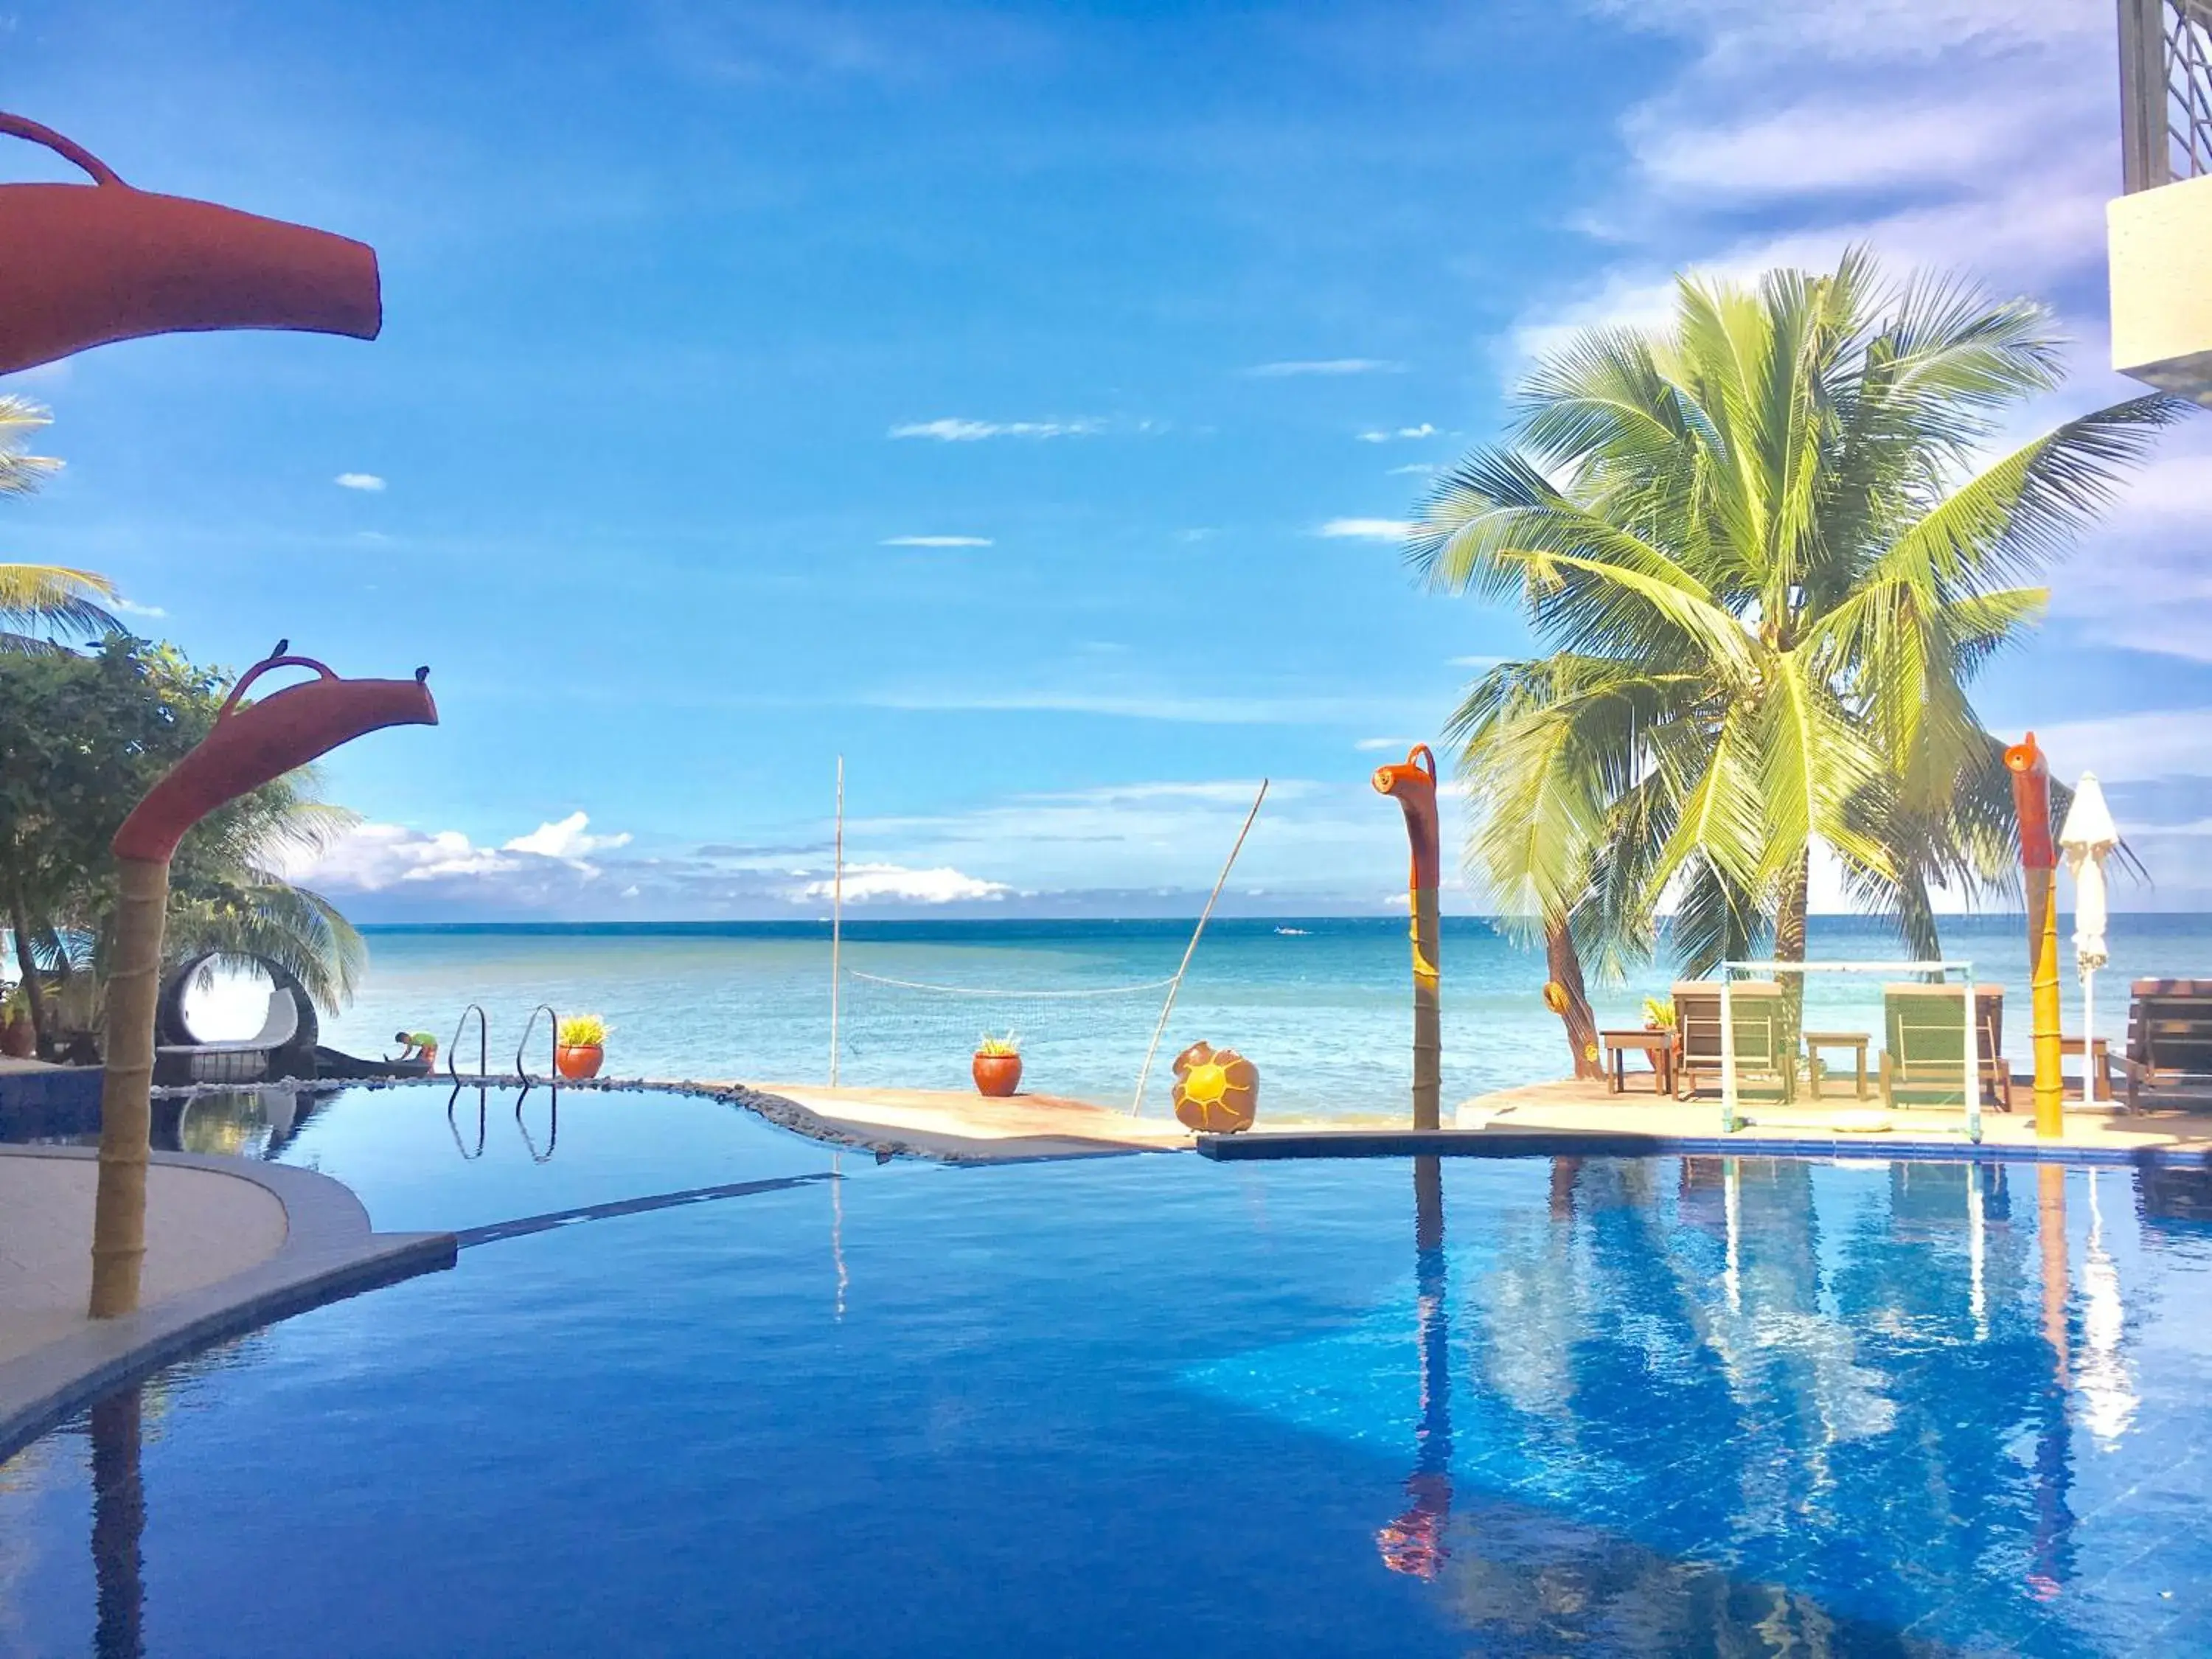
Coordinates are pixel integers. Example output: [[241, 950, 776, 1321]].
[[556, 1012, 608, 1080], [972, 1032, 1021, 1098], [1642, 996, 1676, 1032]]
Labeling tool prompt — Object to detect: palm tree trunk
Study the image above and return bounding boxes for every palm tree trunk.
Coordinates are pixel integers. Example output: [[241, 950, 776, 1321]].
[[1545, 917, 1607, 1082], [1774, 848, 1810, 964], [1773, 848, 1811, 1063], [10, 886, 50, 1057]]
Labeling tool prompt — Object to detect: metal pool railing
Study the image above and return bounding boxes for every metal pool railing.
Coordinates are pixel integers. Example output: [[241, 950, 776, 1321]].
[[2121, 0, 2212, 190]]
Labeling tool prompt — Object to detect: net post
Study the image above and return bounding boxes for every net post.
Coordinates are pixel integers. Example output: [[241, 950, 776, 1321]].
[[830, 756, 844, 1088], [1130, 779, 1268, 1115]]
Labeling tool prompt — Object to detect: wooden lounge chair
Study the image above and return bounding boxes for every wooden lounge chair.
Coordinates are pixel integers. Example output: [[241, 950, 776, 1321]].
[[1879, 984, 2007, 1110], [1673, 980, 1794, 1102], [2124, 979, 2212, 1110]]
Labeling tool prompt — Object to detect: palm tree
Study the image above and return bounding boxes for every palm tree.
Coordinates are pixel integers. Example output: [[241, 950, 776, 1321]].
[[1412, 252, 2189, 995], [1, 641, 365, 1054], [1, 393, 118, 652]]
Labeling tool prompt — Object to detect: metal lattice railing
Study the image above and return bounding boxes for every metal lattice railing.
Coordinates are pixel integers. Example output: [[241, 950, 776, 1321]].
[[2123, 0, 2212, 190]]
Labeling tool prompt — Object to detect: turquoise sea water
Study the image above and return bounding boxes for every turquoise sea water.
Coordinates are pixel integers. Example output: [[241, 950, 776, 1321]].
[[297, 914, 2212, 1120]]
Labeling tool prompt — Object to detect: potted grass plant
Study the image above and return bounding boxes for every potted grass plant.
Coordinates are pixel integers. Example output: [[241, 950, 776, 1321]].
[[972, 1032, 1021, 1098], [555, 1013, 609, 1080], [1, 983, 32, 1060]]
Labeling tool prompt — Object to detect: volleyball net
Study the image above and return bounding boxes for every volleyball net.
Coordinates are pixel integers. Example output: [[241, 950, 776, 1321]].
[[833, 967, 1180, 1110]]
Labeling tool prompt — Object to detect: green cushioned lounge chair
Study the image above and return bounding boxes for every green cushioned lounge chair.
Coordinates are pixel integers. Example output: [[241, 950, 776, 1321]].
[[1878, 984, 1992, 1110]]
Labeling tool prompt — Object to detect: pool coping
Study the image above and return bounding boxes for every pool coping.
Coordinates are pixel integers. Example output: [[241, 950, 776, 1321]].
[[0, 1147, 455, 1465], [252, 1074, 1180, 1164], [1195, 1126, 2212, 1167]]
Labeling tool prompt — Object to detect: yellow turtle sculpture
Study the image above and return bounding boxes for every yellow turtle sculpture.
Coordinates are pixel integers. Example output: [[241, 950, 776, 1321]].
[[1172, 1041, 1259, 1133]]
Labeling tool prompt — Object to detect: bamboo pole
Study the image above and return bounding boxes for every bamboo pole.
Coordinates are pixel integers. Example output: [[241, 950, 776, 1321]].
[[1130, 779, 1268, 1114], [88, 856, 167, 1318], [830, 756, 844, 1088], [2028, 867, 2064, 1135], [2006, 734, 2065, 1139], [1410, 883, 1441, 1130]]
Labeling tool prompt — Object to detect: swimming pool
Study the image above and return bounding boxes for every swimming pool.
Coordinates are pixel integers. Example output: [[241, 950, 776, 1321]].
[[6, 1085, 2212, 1655]]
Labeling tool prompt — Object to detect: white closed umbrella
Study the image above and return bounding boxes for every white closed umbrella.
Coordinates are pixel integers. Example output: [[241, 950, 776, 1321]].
[[2059, 773, 2118, 1105]]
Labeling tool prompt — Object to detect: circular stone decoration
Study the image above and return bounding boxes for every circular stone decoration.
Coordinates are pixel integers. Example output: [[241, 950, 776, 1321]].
[[1172, 1040, 1259, 1133]]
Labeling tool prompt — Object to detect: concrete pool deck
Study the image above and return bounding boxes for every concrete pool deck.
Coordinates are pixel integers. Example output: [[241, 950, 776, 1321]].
[[0, 1147, 455, 1464], [733, 1082, 1194, 1161]]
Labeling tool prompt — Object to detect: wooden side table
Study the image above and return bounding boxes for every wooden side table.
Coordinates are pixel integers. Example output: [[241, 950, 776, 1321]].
[[2059, 1036, 2115, 1103], [1601, 1029, 1674, 1096], [1804, 1030, 1871, 1101]]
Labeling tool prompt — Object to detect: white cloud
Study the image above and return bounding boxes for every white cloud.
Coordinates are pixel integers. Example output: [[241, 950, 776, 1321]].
[[112, 597, 166, 618], [2026, 711, 2212, 786], [1448, 654, 1505, 669], [1387, 462, 1439, 477], [1507, 0, 2121, 381], [290, 812, 634, 896], [863, 683, 1414, 725], [1354, 737, 1415, 752], [1593, 0, 2100, 64], [2042, 432, 2212, 661], [1357, 423, 1436, 443], [799, 862, 1010, 904], [288, 824, 520, 890], [888, 417, 1103, 441], [1318, 518, 1413, 541], [334, 472, 386, 491], [880, 534, 993, 547], [1626, 99, 2034, 199], [1245, 358, 1405, 377], [504, 811, 633, 862]]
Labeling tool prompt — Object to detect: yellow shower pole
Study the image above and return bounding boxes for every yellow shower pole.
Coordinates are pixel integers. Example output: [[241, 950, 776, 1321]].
[[2005, 734, 2065, 1138]]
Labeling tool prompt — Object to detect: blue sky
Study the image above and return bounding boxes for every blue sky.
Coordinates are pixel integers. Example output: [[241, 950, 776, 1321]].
[[5, 0, 2208, 917]]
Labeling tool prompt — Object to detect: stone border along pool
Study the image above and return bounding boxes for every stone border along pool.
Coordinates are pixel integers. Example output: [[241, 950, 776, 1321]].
[[0, 1147, 453, 1465]]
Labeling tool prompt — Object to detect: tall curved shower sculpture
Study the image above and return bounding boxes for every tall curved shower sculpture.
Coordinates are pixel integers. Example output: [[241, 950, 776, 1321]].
[[1373, 745, 1442, 1130]]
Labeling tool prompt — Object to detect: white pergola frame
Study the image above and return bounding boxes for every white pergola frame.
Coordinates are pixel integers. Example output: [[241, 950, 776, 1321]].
[[1719, 959, 1980, 1144]]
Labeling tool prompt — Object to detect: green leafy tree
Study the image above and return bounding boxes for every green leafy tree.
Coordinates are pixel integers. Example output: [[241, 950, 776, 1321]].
[[1412, 252, 2189, 997], [1, 394, 117, 653], [0, 639, 362, 1055]]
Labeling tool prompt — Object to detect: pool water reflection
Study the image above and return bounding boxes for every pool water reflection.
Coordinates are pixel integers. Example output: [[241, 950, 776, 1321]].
[[5, 1093, 2212, 1657]]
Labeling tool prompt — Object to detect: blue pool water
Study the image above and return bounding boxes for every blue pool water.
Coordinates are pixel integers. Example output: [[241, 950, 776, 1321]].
[[8, 1085, 2212, 1655]]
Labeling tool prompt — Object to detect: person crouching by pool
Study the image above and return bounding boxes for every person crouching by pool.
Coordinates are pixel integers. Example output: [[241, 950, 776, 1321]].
[[393, 1031, 438, 1069]]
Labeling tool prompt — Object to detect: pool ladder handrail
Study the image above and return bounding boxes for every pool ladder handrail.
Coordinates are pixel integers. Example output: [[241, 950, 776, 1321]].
[[448, 1003, 489, 1081], [515, 1004, 560, 1085], [513, 1082, 558, 1163], [446, 1082, 487, 1159]]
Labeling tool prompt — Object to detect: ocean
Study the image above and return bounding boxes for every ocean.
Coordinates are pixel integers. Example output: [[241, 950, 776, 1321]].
[[245, 913, 2212, 1121]]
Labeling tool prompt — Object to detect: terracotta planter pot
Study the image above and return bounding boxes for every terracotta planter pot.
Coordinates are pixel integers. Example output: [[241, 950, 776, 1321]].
[[972, 1052, 1022, 1097], [0, 1012, 32, 1060], [555, 1043, 605, 1080]]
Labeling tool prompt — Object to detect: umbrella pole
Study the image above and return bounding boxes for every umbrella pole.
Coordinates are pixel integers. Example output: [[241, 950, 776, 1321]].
[[2082, 967, 2097, 1106]]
